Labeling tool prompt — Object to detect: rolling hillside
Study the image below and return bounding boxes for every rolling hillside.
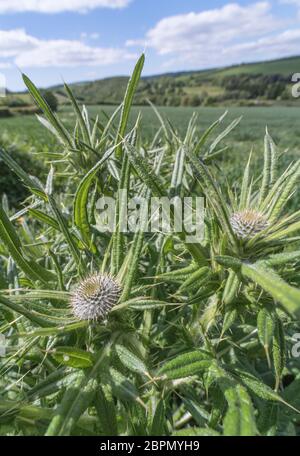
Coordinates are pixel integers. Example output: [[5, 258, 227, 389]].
[[2, 55, 300, 113], [52, 55, 300, 107]]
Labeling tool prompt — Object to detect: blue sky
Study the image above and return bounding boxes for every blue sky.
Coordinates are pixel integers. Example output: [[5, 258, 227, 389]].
[[0, 0, 300, 91]]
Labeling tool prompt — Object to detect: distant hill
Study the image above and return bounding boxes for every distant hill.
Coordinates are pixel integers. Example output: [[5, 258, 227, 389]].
[[54, 55, 300, 107], [3, 55, 300, 113], [209, 55, 300, 77]]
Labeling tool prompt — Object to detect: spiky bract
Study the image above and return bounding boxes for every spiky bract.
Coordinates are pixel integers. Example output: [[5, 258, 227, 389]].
[[230, 209, 269, 240], [71, 274, 121, 321]]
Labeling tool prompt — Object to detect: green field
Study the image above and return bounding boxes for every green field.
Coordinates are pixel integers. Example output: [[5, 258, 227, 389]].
[[1, 104, 300, 157], [2, 104, 300, 207]]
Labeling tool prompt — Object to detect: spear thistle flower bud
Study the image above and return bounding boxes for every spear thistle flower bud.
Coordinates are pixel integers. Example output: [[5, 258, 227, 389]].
[[71, 274, 122, 321], [230, 209, 269, 239]]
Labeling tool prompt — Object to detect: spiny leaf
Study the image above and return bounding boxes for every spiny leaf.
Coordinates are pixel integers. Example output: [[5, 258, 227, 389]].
[[115, 54, 145, 159], [115, 344, 148, 375], [273, 313, 286, 391], [159, 350, 212, 380], [257, 305, 275, 366], [51, 347, 94, 369], [0, 203, 54, 283], [22, 73, 72, 147], [73, 143, 118, 251], [242, 262, 300, 319], [223, 384, 257, 436]]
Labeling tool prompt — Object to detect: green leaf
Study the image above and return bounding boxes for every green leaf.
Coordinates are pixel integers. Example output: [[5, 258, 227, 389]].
[[172, 427, 220, 436], [261, 250, 300, 267], [177, 267, 210, 293], [230, 367, 299, 413], [115, 54, 145, 159], [0, 203, 54, 283], [3, 289, 70, 302], [64, 82, 91, 146], [19, 321, 87, 337], [108, 367, 144, 407], [215, 255, 241, 270], [115, 344, 148, 375], [273, 314, 286, 391], [28, 369, 78, 400], [29, 209, 59, 231], [169, 145, 186, 198], [51, 347, 94, 369], [222, 270, 240, 305], [222, 307, 238, 335], [118, 191, 150, 302], [47, 195, 85, 275], [239, 151, 252, 210], [22, 73, 72, 147], [95, 385, 118, 436], [73, 144, 117, 251], [111, 152, 130, 275], [259, 127, 273, 205], [159, 350, 212, 380], [150, 400, 166, 436], [257, 305, 275, 365], [258, 401, 279, 436], [0, 147, 45, 197], [46, 348, 108, 435], [0, 294, 63, 327], [182, 396, 210, 427], [186, 151, 236, 245], [155, 263, 199, 282], [266, 129, 278, 186], [195, 111, 227, 158], [223, 384, 256, 436], [113, 297, 179, 311], [241, 262, 300, 319], [208, 116, 242, 155], [124, 141, 164, 197], [209, 363, 257, 436]]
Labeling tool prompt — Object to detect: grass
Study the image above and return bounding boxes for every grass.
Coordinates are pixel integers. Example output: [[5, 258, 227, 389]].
[[2, 104, 300, 148], [2, 105, 300, 190], [0, 115, 55, 149]]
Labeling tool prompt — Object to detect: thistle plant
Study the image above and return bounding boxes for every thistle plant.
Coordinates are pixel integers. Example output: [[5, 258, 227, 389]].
[[0, 55, 300, 437]]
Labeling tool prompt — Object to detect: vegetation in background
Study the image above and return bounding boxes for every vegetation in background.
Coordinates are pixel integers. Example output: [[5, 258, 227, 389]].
[[0, 55, 300, 436], [0, 136, 46, 206], [57, 55, 298, 107], [0, 55, 299, 117], [42, 92, 58, 113]]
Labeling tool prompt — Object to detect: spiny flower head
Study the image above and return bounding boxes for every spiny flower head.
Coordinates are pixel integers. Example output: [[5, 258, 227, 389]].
[[71, 274, 122, 321], [230, 209, 269, 240]]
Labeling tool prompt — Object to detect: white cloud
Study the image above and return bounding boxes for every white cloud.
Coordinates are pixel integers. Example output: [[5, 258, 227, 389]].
[[138, 2, 278, 53], [0, 0, 131, 14], [128, 2, 297, 69], [225, 28, 300, 60], [15, 40, 135, 67], [0, 29, 136, 68], [0, 29, 38, 57]]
